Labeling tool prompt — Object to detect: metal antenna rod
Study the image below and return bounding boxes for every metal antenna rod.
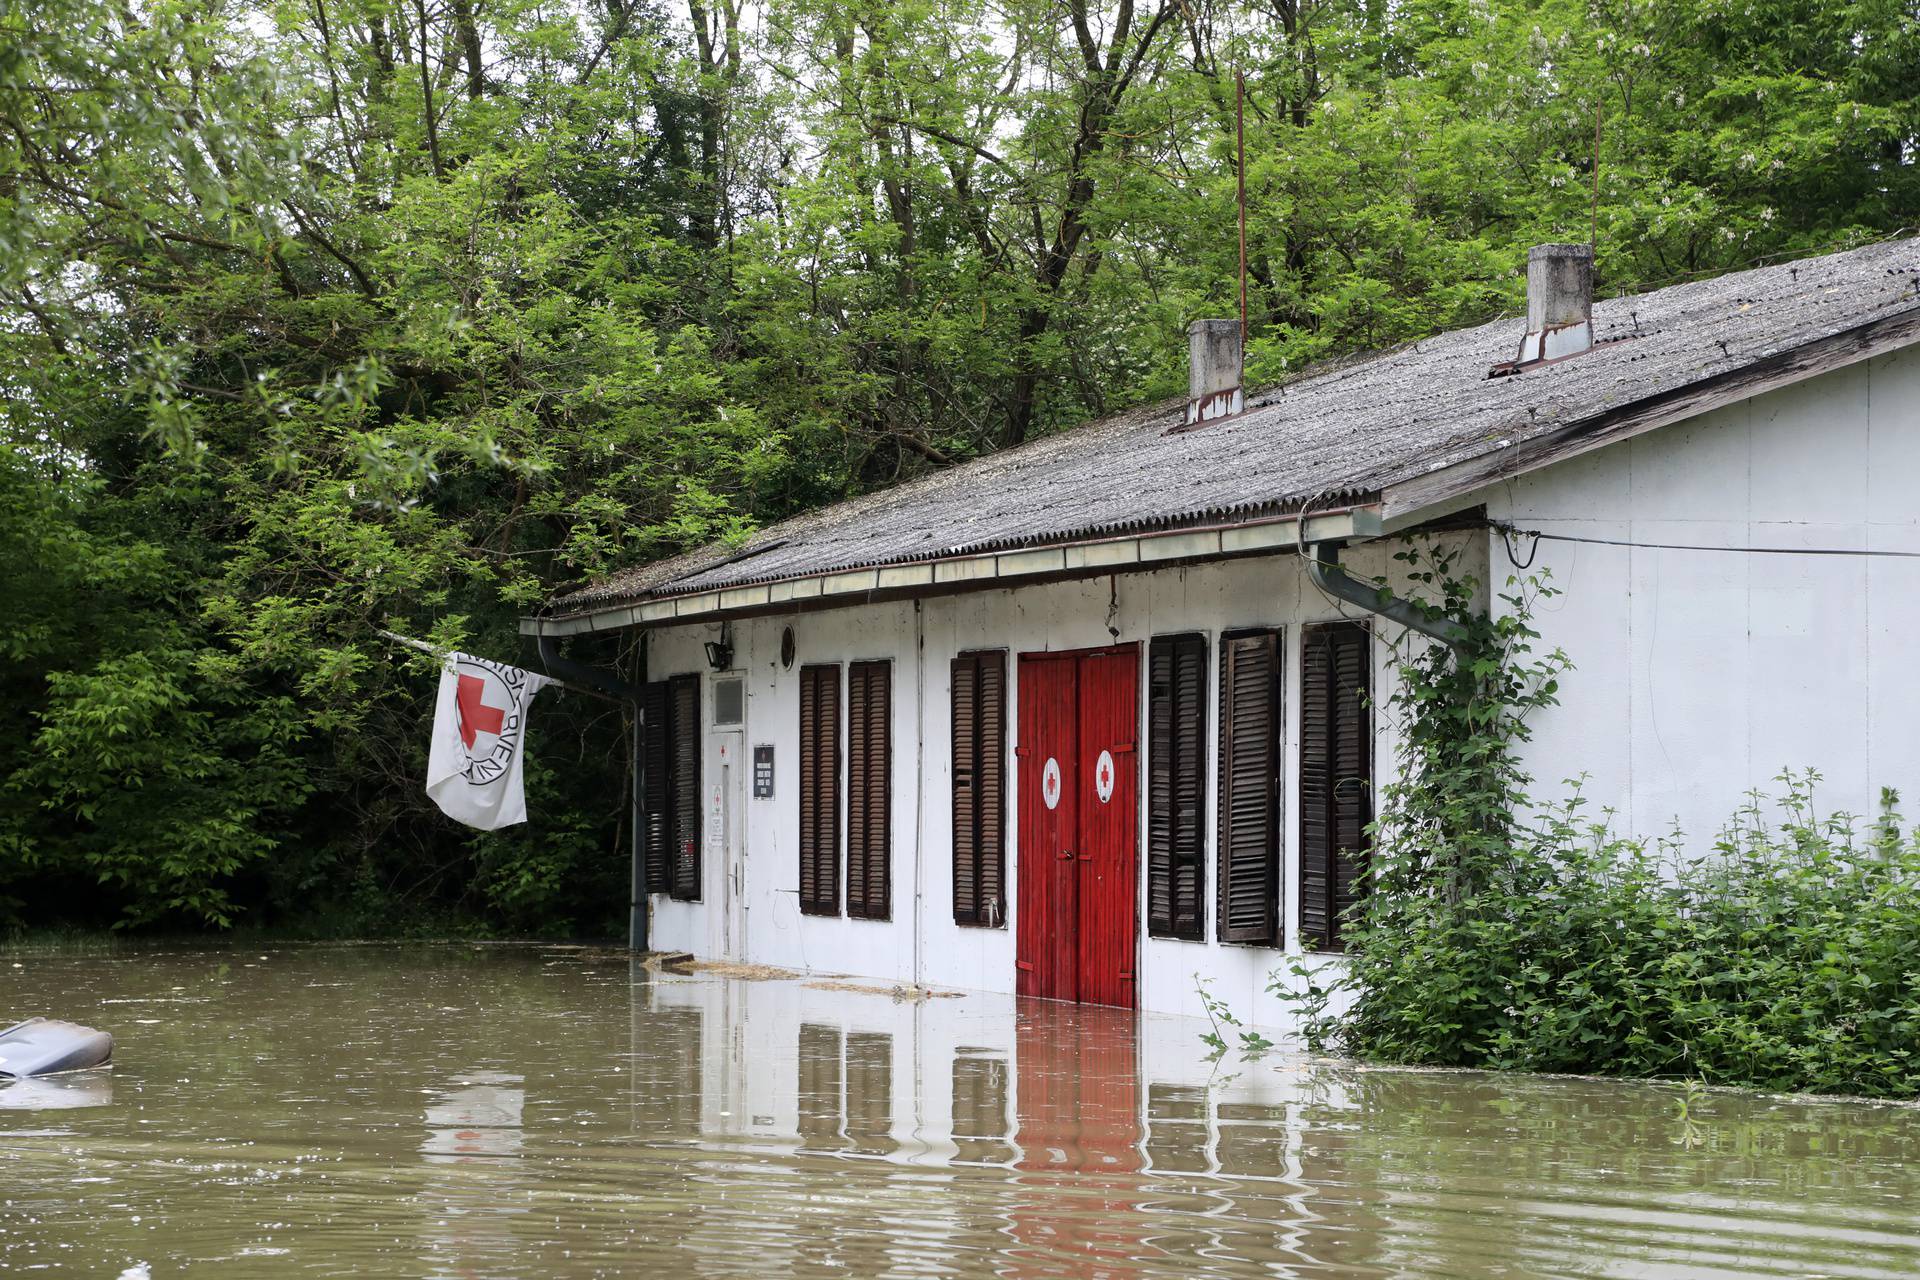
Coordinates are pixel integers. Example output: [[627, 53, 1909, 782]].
[[1591, 93, 1603, 252], [1237, 69, 1249, 346]]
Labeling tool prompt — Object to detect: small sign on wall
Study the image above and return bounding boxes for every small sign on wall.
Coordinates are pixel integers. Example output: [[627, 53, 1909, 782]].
[[752, 744, 775, 799]]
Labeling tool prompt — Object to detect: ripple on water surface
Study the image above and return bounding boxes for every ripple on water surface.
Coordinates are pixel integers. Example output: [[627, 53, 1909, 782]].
[[2, 944, 1918, 1278]]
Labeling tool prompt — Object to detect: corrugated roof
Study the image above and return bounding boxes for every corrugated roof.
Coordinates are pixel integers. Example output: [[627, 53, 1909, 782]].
[[552, 237, 1920, 615]]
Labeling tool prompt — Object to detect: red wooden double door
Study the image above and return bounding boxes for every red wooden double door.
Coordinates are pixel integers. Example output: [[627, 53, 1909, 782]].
[[1015, 645, 1139, 1009]]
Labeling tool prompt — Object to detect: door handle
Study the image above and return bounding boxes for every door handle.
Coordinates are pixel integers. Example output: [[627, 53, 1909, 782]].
[[1058, 849, 1076, 861]]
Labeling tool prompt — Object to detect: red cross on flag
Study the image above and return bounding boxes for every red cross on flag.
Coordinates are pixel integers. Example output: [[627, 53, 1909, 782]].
[[426, 653, 552, 830]]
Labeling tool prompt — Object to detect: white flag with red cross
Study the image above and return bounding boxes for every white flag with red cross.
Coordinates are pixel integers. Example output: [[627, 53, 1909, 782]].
[[426, 653, 552, 831]]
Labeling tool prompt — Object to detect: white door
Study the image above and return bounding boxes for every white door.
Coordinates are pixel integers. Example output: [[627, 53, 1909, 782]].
[[707, 674, 748, 959]]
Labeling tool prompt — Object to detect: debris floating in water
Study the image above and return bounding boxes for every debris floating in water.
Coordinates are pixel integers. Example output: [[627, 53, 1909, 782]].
[[0, 1019, 113, 1078]]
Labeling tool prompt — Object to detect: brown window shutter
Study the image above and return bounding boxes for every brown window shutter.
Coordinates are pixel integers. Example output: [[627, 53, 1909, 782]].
[[668, 673, 702, 901], [1301, 622, 1372, 951], [951, 651, 1006, 927], [1148, 634, 1207, 940], [1217, 630, 1281, 944], [1299, 631, 1332, 949], [846, 660, 892, 920], [640, 681, 671, 897], [799, 664, 841, 916]]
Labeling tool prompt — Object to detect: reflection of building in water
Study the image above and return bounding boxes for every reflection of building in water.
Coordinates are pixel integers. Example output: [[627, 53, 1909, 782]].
[[418, 1070, 530, 1279], [950, 1049, 1012, 1166], [632, 972, 1393, 1274], [797, 1022, 894, 1157], [423, 1071, 525, 1160]]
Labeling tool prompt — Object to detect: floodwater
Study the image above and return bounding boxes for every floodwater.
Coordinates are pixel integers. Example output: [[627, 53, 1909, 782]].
[[3, 948, 1919, 1278]]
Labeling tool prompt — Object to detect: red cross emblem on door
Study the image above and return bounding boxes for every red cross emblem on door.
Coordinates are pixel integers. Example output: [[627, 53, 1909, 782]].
[[1041, 757, 1062, 810], [1094, 749, 1116, 804]]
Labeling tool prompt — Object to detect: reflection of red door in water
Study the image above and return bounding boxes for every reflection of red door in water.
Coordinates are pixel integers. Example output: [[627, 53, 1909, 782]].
[[1007, 1000, 1157, 1278], [1015, 646, 1138, 1008], [1013, 1001, 1143, 1173]]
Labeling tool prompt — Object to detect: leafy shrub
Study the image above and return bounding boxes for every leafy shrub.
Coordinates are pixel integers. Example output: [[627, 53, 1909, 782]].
[[1340, 772, 1920, 1097]]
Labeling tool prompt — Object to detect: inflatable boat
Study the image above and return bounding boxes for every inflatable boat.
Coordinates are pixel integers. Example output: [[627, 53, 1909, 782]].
[[0, 1018, 114, 1077]]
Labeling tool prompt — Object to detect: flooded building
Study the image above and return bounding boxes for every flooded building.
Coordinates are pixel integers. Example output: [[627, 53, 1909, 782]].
[[523, 239, 1920, 1025]]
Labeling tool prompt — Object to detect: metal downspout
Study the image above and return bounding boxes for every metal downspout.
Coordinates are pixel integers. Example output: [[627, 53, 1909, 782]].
[[1307, 542, 1472, 653], [534, 632, 650, 951], [911, 600, 926, 993], [628, 635, 649, 953]]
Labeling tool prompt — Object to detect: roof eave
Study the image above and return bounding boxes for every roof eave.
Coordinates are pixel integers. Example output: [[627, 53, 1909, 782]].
[[520, 503, 1385, 638], [1382, 303, 1920, 520]]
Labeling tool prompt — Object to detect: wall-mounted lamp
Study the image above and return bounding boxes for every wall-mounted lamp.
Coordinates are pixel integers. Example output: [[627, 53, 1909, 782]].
[[704, 623, 734, 672]]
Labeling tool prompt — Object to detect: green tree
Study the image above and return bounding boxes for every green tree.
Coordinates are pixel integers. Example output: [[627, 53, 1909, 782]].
[[1, 0, 1913, 932]]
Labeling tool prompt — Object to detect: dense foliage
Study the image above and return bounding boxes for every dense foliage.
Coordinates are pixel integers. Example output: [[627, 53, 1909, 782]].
[[4, 0, 1918, 932], [1296, 543, 1920, 1099]]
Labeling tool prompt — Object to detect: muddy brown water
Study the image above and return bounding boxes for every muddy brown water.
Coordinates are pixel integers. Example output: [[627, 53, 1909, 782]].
[[3, 945, 1918, 1278]]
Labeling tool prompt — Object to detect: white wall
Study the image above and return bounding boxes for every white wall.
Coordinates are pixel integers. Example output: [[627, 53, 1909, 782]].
[[639, 536, 1484, 1027], [1480, 343, 1920, 848]]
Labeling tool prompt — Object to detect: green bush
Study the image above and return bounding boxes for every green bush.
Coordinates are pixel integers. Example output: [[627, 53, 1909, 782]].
[[1339, 773, 1920, 1097], [1303, 540, 1920, 1099]]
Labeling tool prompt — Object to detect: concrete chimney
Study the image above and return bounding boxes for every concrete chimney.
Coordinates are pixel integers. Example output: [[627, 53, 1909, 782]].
[[1186, 319, 1244, 425], [1516, 243, 1594, 363]]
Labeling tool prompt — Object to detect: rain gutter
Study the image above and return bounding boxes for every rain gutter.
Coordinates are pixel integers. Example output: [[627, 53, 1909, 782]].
[[522, 504, 1386, 638], [534, 632, 639, 702], [1307, 541, 1471, 653]]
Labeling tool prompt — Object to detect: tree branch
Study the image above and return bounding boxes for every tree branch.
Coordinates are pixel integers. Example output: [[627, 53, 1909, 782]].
[[874, 115, 1023, 185], [285, 202, 379, 297]]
